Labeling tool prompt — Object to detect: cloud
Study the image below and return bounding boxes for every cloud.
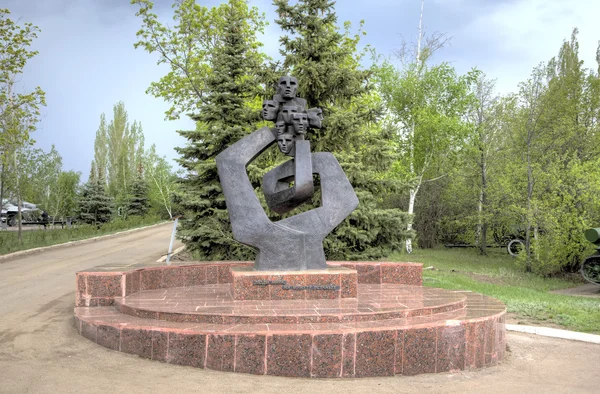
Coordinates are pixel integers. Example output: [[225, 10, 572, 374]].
[[5, 0, 195, 178], [450, 0, 600, 92]]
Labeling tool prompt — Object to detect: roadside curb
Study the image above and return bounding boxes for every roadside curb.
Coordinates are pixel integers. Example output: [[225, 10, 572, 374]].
[[0, 221, 170, 264], [156, 245, 186, 263], [506, 324, 600, 344]]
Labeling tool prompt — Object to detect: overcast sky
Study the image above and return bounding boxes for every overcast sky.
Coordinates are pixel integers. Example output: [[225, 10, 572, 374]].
[[4, 0, 599, 179]]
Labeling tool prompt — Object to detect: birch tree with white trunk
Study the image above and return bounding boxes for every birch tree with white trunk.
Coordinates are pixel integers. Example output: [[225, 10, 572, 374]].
[[376, 0, 475, 253]]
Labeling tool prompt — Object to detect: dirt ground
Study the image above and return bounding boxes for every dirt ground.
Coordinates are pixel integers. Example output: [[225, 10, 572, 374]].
[[1, 224, 599, 393], [552, 283, 600, 298]]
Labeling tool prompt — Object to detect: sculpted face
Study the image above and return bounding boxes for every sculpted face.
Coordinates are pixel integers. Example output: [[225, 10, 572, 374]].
[[262, 100, 278, 121], [275, 120, 287, 135], [292, 112, 309, 134], [307, 108, 323, 129], [281, 105, 300, 124], [278, 76, 298, 99], [277, 133, 294, 155]]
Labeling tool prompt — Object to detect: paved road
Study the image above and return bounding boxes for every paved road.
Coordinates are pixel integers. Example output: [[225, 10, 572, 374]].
[[0, 224, 599, 393]]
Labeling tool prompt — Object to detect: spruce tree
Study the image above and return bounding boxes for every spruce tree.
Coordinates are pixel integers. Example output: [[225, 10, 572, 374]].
[[127, 173, 150, 217], [78, 172, 113, 227], [173, 0, 265, 259], [273, 0, 410, 259]]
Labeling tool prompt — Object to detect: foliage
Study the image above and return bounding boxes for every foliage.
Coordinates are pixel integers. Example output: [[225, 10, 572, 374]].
[[144, 144, 178, 219], [274, 0, 410, 259], [48, 170, 81, 220], [134, 0, 267, 259], [131, 0, 267, 120], [78, 177, 113, 226], [375, 46, 476, 253], [127, 175, 150, 217], [498, 30, 600, 274], [92, 101, 145, 209], [2, 144, 61, 207], [0, 8, 46, 241], [0, 8, 46, 148], [396, 28, 600, 276]]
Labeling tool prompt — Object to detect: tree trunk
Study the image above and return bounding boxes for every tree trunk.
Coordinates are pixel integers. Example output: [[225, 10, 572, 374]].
[[404, 0, 425, 254], [525, 147, 533, 272], [405, 186, 418, 253], [478, 149, 488, 255], [14, 151, 22, 242], [476, 188, 483, 252], [0, 155, 5, 222]]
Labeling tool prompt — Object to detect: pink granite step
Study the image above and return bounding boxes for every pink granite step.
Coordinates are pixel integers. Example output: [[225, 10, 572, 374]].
[[75, 291, 505, 378], [114, 284, 466, 324]]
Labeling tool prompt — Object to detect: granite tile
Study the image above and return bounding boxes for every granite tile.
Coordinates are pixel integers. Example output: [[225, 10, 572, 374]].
[[206, 266, 219, 285], [218, 264, 233, 284], [394, 330, 405, 374], [81, 320, 97, 342], [340, 271, 358, 298], [232, 275, 270, 301], [311, 334, 342, 378], [270, 274, 305, 300], [355, 330, 396, 377], [235, 334, 266, 375], [168, 332, 206, 368], [87, 274, 123, 298], [76, 274, 87, 306], [125, 271, 140, 296], [141, 269, 163, 291], [304, 273, 340, 300], [484, 318, 496, 359], [380, 263, 405, 284], [353, 264, 381, 284], [121, 328, 153, 359], [403, 327, 436, 375], [341, 333, 356, 377], [183, 266, 207, 286], [436, 324, 466, 372], [206, 334, 235, 372], [98, 297, 115, 306], [152, 331, 168, 361], [402, 264, 423, 286], [267, 334, 312, 377], [162, 267, 185, 288], [465, 321, 485, 368], [97, 325, 120, 350]]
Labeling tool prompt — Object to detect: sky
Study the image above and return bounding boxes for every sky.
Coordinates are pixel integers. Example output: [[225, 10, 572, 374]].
[[3, 0, 599, 179]]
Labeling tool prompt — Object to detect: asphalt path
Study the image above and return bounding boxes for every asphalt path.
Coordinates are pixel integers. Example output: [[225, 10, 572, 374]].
[[0, 223, 599, 393]]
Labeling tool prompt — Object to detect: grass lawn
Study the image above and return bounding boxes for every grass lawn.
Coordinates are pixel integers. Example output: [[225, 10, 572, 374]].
[[389, 248, 600, 334], [0, 216, 165, 256]]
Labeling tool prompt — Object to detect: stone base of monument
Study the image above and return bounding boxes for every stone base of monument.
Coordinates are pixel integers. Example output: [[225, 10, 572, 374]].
[[230, 266, 358, 300], [74, 261, 506, 378]]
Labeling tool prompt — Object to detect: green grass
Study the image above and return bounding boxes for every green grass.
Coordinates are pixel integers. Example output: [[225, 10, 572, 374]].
[[389, 248, 600, 334], [0, 216, 165, 256]]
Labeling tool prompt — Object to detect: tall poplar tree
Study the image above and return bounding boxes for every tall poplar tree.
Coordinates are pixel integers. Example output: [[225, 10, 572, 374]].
[[274, 0, 409, 259], [91, 101, 145, 209]]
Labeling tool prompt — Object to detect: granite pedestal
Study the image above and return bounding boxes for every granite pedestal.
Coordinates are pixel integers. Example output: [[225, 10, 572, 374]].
[[74, 261, 506, 378]]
